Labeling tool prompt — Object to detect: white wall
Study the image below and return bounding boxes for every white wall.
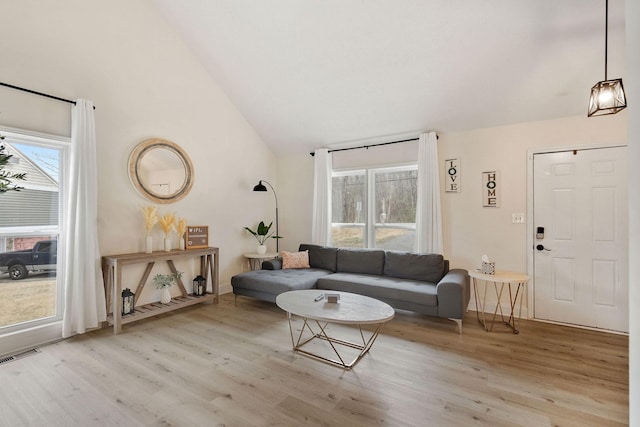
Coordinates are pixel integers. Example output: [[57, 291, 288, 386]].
[[439, 113, 627, 271], [276, 155, 315, 252], [278, 113, 628, 314], [626, 0, 639, 423], [0, 0, 276, 304], [440, 114, 627, 313]]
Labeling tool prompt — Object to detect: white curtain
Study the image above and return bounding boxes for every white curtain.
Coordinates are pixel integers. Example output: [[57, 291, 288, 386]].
[[414, 132, 443, 254], [311, 148, 332, 245], [62, 99, 106, 338]]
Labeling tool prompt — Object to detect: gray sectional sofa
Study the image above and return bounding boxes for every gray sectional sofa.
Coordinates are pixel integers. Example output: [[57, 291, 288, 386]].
[[231, 244, 470, 333]]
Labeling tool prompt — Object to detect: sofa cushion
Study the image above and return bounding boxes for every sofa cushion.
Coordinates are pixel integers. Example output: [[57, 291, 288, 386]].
[[336, 248, 385, 275], [231, 268, 330, 294], [317, 273, 438, 307], [383, 251, 445, 283], [282, 250, 310, 269], [299, 244, 338, 272]]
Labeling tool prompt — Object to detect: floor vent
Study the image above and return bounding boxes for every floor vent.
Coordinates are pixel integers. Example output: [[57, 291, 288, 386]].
[[0, 355, 15, 365], [0, 348, 40, 365]]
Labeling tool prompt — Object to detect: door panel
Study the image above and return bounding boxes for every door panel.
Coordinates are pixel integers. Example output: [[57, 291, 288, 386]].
[[552, 257, 575, 302], [533, 147, 627, 332], [592, 260, 616, 306], [553, 189, 573, 240]]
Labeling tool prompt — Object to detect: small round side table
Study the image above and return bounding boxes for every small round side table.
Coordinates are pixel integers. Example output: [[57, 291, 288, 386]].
[[469, 269, 530, 334], [243, 252, 279, 271]]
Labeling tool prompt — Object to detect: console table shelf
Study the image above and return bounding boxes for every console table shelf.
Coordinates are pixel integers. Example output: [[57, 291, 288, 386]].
[[102, 247, 219, 334], [106, 293, 216, 326]]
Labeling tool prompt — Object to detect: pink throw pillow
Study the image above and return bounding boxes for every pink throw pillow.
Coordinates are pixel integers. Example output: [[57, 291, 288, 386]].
[[282, 250, 310, 269]]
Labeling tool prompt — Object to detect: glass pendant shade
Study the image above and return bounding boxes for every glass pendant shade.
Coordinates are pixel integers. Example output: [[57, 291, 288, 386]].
[[587, 0, 627, 117], [588, 78, 627, 117]]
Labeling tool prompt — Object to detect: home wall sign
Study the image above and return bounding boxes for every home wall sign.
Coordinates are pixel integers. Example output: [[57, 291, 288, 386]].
[[445, 158, 460, 192], [482, 171, 500, 207], [186, 226, 209, 249]]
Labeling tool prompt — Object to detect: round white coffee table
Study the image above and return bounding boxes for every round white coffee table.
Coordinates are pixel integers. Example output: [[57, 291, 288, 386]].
[[276, 290, 395, 369]]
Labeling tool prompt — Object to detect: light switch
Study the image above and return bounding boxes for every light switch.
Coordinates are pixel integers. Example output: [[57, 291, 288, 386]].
[[512, 213, 525, 224]]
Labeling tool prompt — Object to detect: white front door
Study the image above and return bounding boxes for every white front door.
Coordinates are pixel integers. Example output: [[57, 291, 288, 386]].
[[533, 147, 628, 333]]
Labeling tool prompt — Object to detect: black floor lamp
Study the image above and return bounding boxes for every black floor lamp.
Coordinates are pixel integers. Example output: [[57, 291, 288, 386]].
[[253, 180, 279, 253]]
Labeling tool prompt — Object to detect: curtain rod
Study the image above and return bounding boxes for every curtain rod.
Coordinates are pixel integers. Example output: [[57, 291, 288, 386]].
[[0, 81, 96, 109], [309, 135, 437, 156]]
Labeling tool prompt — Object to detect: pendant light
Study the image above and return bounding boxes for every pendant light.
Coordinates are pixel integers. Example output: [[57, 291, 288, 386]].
[[587, 0, 627, 117]]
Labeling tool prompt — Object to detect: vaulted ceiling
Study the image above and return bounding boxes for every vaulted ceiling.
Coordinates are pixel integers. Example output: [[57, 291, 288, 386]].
[[151, 0, 627, 156]]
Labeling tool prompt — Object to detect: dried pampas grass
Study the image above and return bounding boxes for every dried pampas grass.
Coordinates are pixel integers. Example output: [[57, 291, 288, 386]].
[[177, 218, 187, 237], [158, 212, 176, 236], [142, 205, 158, 233]]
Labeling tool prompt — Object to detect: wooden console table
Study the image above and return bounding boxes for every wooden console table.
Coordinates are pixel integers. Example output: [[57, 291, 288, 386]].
[[102, 247, 219, 334]]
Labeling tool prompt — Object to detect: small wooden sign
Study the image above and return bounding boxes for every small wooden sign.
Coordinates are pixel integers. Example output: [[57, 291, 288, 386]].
[[186, 226, 209, 249]]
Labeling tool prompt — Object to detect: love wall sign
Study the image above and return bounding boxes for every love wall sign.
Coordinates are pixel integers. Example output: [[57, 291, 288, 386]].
[[445, 158, 460, 192]]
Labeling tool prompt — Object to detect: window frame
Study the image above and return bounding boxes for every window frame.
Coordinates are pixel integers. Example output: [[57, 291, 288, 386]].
[[0, 125, 69, 334], [332, 162, 418, 250]]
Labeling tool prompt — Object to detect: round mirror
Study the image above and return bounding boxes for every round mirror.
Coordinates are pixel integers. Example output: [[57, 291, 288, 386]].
[[128, 138, 194, 204]]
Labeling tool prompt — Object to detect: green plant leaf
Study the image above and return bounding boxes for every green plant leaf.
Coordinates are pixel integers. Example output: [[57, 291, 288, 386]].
[[256, 221, 272, 236], [245, 221, 280, 244], [243, 227, 258, 237], [153, 271, 183, 288]]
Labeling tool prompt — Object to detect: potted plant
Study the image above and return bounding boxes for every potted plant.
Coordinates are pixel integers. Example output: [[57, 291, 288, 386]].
[[244, 221, 280, 254], [153, 271, 183, 304]]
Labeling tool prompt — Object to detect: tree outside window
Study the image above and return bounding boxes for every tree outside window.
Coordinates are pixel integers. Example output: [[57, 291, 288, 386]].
[[332, 165, 417, 251]]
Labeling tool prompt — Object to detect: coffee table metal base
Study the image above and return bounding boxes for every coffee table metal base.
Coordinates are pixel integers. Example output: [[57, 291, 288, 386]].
[[286, 313, 385, 369]]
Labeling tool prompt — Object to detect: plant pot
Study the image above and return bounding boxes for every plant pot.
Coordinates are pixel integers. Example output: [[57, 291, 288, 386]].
[[160, 287, 171, 304], [256, 244, 267, 255]]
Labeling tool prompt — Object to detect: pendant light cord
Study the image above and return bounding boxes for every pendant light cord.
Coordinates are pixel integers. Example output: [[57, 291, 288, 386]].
[[604, 0, 608, 80]]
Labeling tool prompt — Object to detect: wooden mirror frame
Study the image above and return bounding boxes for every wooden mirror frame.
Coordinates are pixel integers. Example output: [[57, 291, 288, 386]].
[[128, 138, 194, 204]]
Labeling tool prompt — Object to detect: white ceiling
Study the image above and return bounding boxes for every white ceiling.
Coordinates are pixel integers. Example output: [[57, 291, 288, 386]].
[[151, 0, 627, 156]]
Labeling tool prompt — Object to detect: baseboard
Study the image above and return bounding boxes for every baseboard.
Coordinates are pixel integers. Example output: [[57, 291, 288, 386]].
[[0, 321, 63, 359]]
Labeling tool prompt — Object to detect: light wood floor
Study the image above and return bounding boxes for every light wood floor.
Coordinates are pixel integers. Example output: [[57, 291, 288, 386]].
[[0, 293, 628, 426]]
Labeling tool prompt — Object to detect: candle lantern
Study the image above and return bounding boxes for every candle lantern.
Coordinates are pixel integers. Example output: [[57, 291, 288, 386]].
[[193, 275, 206, 296], [122, 288, 135, 315]]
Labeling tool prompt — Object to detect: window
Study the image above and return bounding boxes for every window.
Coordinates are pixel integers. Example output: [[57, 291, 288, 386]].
[[332, 171, 366, 247], [0, 129, 68, 333], [332, 165, 417, 251]]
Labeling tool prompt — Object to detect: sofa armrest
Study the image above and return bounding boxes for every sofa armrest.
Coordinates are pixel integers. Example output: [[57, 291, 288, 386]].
[[261, 258, 282, 270], [436, 269, 470, 319]]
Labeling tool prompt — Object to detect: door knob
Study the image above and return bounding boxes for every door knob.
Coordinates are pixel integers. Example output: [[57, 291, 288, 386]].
[[536, 244, 551, 251]]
